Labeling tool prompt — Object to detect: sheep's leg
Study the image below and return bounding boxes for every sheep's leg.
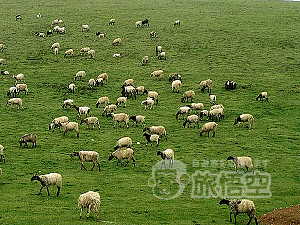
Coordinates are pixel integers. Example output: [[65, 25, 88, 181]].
[[56, 187, 60, 196], [212, 131, 216, 137], [124, 160, 129, 167], [246, 216, 253, 225], [234, 214, 237, 224], [245, 166, 249, 173], [97, 162, 101, 171], [79, 207, 83, 219], [38, 186, 44, 195], [81, 162, 87, 170], [91, 162, 95, 171], [229, 212, 232, 222], [46, 186, 50, 196], [254, 217, 258, 225], [86, 205, 91, 218], [132, 157, 136, 167]]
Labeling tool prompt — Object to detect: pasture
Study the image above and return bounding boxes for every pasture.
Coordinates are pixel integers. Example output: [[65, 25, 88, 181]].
[[0, 0, 299, 224]]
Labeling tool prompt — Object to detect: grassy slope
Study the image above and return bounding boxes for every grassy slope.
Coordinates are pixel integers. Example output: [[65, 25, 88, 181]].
[[0, 0, 299, 224]]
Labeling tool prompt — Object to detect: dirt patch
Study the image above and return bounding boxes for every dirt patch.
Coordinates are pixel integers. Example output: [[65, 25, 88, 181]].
[[258, 205, 300, 225]]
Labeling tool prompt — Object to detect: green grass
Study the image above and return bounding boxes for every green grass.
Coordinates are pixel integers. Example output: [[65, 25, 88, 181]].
[[0, 0, 299, 224]]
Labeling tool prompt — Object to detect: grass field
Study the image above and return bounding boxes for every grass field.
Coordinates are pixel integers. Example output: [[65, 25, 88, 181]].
[[0, 0, 299, 224]]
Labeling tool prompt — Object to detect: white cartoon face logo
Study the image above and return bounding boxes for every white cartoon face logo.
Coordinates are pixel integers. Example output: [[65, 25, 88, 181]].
[[148, 160, 189, 200]]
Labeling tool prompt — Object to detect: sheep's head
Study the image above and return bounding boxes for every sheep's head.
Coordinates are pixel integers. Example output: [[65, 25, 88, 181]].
[[227, 156, 235, 161], [108, 153, 114, 161], [70, 151, 79, 158], [219, 199, 230, 205]]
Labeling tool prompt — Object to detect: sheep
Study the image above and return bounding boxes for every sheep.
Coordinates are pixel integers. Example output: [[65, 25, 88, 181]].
[[135, 20, 142, 27], [7, 98, 22, 109], [0, 59, 5, 65], [227, 156, 254, 174], [16, 84, 28, 94], [95, 78, 103, 86], [129, 115, 145, 127], [51, 19, 62, 25], [155, 46, 162, 55], [108, 148, 136, 167], [200, 122, 218, 137], [157, 149, 174, 168], [54, 47, 59, 55], [122, 78, 134, 87], [98, 32, 107, 38], [78, 191, 101, 221], [143, 133, 160, 147], [209, 93, 217, 104], [96, 96, 109, 108], [72, 105, 90, 118], [16, 15, 22, 20], [102, 104, 117, 116], [0, 44, 4, 52], [122, 86, 136, 100], [175, 106, 191, 119], [88, 49, 95, 59], [219, 199, 258, 225], [234, 114, 254, 129], [181, 90, 195, 102], [31, 173, 62, 197], [172, 80, 182, 93], [49, 116, 69, 132], [68, 83, 75, 93], [74, 71, 86, 81], [182, 115, 199, 128], [112, 38, 122, 46], [143, 126, 167, 140], [36, 32, 45, 37], [151, 70, 164, 79], [150, 31, 157, 38], [113, 53, 122, 58], [81, 24, 89, 31], [168, 73, 182, 82], [56, 27, 65, 34], [47, 30, 53, 36], [136, 86, 147, 95], [114, 137, 132, 150], [88, 78, 96, 89], [111, 113, 130, 128], [174, 20, 180, 26], [53, 26, 59, 32], [142, 56, 149, 66], [146, 90, 159, 104], [19, 133, 37, 148], [225, 80, 237, 90], [12, 73, 25, 83], [36, 13, 41, 18], [80, 47, 90, 53], [158, 52, 166, 60], [199, 110, 209, 121], [64, 49, 74, 57], [199, 79, 213, 93], [0, 144, 6, 163], [71, 151, 101, 171], [141, 98, 154, 109], [7, 86, 18, 97], [116, 97, 127, 108], [0, 168, 2, 178], [142, 19, 149, 26], [1, 70, 9, 75], [210, 104, 225, 111], [81, 117, 100, 130], [109, 18, 115, 25], [190, 103, 204, 111], [209, 108, 224, 122], [51, 43, 60, 49], [97, 73, 108, 83], [256, 92, 268, 102], [61, 122, 79, 138]]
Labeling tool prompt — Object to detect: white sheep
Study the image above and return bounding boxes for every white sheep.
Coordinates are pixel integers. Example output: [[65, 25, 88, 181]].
[[234, 114, 254, 129], [182, 115, 199, 128], [210, 104, 224, 111], [116, 97, 127, 108], [113, 53, 122, 58], [142, 56, 148, 66], [36, 32, 45, 37], [13, 73, 25, 83], [74, 71, 86, 81], [122, 78, 134, 87], [78, 191, 101, 221], [147, 90, 159, 104], [227, 156, 254, 174], [102, 104, 117, 116], [7, 86, 18, 97], [0, 59, 5, 65], [199, 79, 213, 93], [19, 133, 37, 148], [68, 83, 75, 93], [56, 27, 65, 34], [190, 103, 204, 111], [209, 93, 217, 104], [109, 148, 136, 167], [80, 47, 90, 53], [31, 173, 62, 196], [53, 25, 59, 32], [95, 78, 103, 86], [158, 51, 166, 60], [209, 108, 224, 121], [0, 44, 4, 52], [97, 73, 108, 83], [150, 31, 157, 38], [175, 106, 191, 119], [51, 43, 60, 49], [96, 96, 109, 108], [112, 38, 122, 46], [174, 20, 181, 26], [136, 86, 147, 95], [181, 90, 195, 102], [143, 133, 160, 147], [143, 126, 167, 140], [200, 122, 218, 137], [62, 99, 74, 109], [54, 47, 59, 55], [64, 49, 73, 57], [81, 24, 89, 31], [49, 116, 69, 132], [73, 105, 90, 118], [7, 98, 22, 109], [109, 18, 115, 25], [256, 92, 268, 102], [157, 149, 174, 168], [98, 32, 107, 38], [81, 117, 100, 130], [219, 199, 258, 225], [1, 70, 9, 75], [155, 46, 162, 55], [88, 49, 95, 59], [16, 83, 28, 94], [168, 73, 182, 82], [199, 110, 209, 121], [71, 151, 101, 171], [151, 70, 164, 79], [61, 122, 79, 138], [129, 115, 146, 127], [171, 80, 181, 93], [114, 137, 132, 150], [111, 113, 130, 128], [0, 144, 5, 163], [135, 20, 142, 27], [51, 19, 62, 25], [122, 86, 136, 99], [141, 98, 154, 109], [88, 78, 96, 89]]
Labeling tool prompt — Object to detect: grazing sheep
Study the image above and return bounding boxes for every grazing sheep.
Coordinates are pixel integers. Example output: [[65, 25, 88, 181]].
[[13, 73, 25, 83], [122, 78, 134, 87], [56, 27, 65, 34], [182, 115, 199, 128], [141, 98, 154, 109], [73, 105, 90, 118], [122, 86, 136, 100], [199, 79, 213, 93], [51, 19, 62, 25], [143, 133, 160, 147], [190, 103, 204, 111], [129, 115, 145, 127], [116, 97, 127, 108], [49, 116, 69, 132], [0, 144, 6, 163], [16, 84, 28, 94], [0, 44, 4, 52], [36, 13, 41, 18], [174, 20, 180, 26], [256, 92, 268, 102], [68, 83, 75, 93], [219, 199, 258, 225], [146, 90, 159, 104], [61, 122, 79, 138], [1, 70, 9, 75], [88, 78, 96, 89], [227, 156, 254, 174], [155, 46, 162, 55], [108, 148, 136, 167], [0, 59, 5, 65], [113, 53, 122, 58], [114, 137, 132, 150], [158, 52, 166, 60], [102, 104, 117, 116], [142, 56, 149, 66], [7, 98, 22, 109], [64, 49, 73, 57], [54, 47, 59, 55], [19, 133, 37, 148], [62, 99, 74, 109], [150, 31, 157, 38], [175, 106, 191, 119], [36, 32, 45, 37], [96, 96, 109, 108], [200, 122, 218, 137], [7, 86, 18, 97], [168, 73, 182, 82], [209, 108, 224, 122], [234, 114, 254, 129], [74, 71, 86, 81], [172, 80, 182, 93], [31, 173, 62, 197], [16, 15, 22, 20], [51, 43, 60, 49], [98, 32, 107, 38], [81, 24, 89, 31], [209, 93, 217, 104], [95, 78, 103, 86], [135, 20, 142, 27], [143, 126, 167, 140], [97, 73, 108, 83], [47, 30, 53, 36], [78, 191, 101, 221], [112, 38, 122, 46], [80, 47, 90, 53], [53, 26, 59, 33], [71, 151, 101, 171], [81, 117, 100, 130], [151, 70, 164, 79], [225, 80, 237, 90], [136, 86, 147, 95], [88, 49, 95, 59], [111, 113, 130, 128], [210, 104, 225, 111], [181, 90, 195, 103], [109, 18, 115, 25], [199, 110, 209, 121], [157, 149, 174, 168], [142, 19, 149, 26]]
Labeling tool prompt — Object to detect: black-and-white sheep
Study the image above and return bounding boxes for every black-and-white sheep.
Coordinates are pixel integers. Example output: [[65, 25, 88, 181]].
[[256, 92, 268, 102], [19, 133, 37, 148], [108, 148, 136, 167], [199, 122, 218, 137], [181, 90, 195, 103], [157, 149, 174, 168], [227, 156, 254, 174], [81, 117, 100, 130], [234, 114, 254, 129], [71, 151, 101, 171], [31, 173, 62, 196]]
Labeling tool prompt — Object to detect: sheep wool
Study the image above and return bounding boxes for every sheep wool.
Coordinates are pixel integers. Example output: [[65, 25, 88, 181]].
[[7, 98, 22, 109], [78, 191, 101, 221], [114, 137, 132, 150], [157, 149, 174, 168], [31, 173, 62, 196], [108, 148, 136, 167], [71, 151, 101, 171], [200, 122, 218, 137], [227, 156, 254, 174], [0, 144, 5, 163]]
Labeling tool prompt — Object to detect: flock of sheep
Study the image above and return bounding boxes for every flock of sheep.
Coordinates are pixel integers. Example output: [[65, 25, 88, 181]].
[[0, 13, 270, 224]]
